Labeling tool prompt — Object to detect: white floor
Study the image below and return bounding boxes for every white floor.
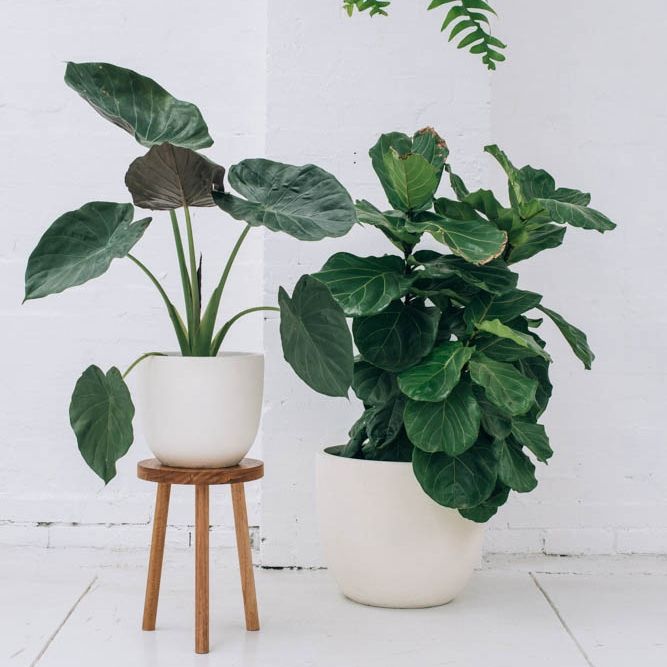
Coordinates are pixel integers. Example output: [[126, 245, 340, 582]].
[[2, 547, 666, 667]]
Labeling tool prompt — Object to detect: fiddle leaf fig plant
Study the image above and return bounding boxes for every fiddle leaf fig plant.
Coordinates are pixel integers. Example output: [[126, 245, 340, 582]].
[[24, 62, 356, 483], [278, 127, 616, 522]]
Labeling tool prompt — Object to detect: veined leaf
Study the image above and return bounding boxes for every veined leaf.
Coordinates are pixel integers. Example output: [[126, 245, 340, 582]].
[[69, 365, 135, 484], [355, 200, 421, 249], [476, 319, 551, 361], [278, 276, 353, 397], [404, 380, 481, 454], [383, 149, 439, 211], [352, 361, 399, 405], [469, 353, 537, 416], [508, 222, 566, 264], [213, 159, 356, 241], [497, 438, 537, 492], [398, 341, 474, 402], [517, 356, 552, 418], [312, 253, 412, 316], [65, 62, 212, 149], [25, 202, 150, 301], [464, 289, 542, 328], [473, 385, 512, 440], [412, 435, 499, 508], [538, 305, 595, 369], [459, 481, 510, 522], [353, 301, 440, 372], [512, 420, 552, 462], [535, 198, 616, 233]]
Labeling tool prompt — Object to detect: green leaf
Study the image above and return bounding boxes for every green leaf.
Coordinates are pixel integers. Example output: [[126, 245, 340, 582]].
[[517, 356, 552, 418], [459, 481, 510, 522], [508, 222, 566, 263], [363, 428, 414, 462], [476, 319, 552, 361], [538, 305, 595, 369], [352, 361, 400, 405], [404, 381, 481, 455], [473, 384, 512, 439], [64, 62, 212, 149], [474, 333, 543, 363], [124, 143, 225, 210], [512, 420, 552, 462], [355, 200, 421, 249], [366, 395, 406, 448], [353, 301, 440, 372], [411, 127, 449, 172], [415, 252, 518, 294], [397, 341, 474, 402], [213, 159, 356, 241], [535, 198, 616, 233], [469, 353, 538, 416], [412, 435, 499, 508], [464, 289, 542, 327], [69, 365, 135, 484], [312, 253, 413, 316], [382, 149, 439, 211], [24, 202, 150, 301], [278, 276, 354, 397], [497, 438, 537, 492]]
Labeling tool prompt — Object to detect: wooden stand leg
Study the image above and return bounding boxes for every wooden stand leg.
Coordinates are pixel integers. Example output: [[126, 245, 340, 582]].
[[231, 483, 260, 631], [142, 483, 171, 631], [195, 484, 210, 654]]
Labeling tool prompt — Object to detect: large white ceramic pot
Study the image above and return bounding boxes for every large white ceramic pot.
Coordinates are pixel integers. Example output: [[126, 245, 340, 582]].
[[316, 447, 484, 608], [137, 352, 264, 468]]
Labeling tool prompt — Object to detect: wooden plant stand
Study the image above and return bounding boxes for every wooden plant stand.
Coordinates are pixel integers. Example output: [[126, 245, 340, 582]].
[[137, 457, 264, 654]]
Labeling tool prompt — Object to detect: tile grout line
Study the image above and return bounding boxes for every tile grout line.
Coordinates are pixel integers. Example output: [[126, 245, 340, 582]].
[[529, 572, 595, 667], [31, 575, 97, 666]]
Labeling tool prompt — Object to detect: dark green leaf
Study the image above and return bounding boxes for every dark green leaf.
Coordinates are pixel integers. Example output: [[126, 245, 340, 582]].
[[352, 361, 399, 405], [65, 62, 212, 149], [474, 334, 543, 363], [512, 420, 552, 462], [459, 481, 510, 522], [124, 143, 225, 210], [278, 276, 353, 397], [404, 381, 481, 454], [476, 319, 551, 361], [214, 159, 355, 241], [353, 301, 440, 372], [473, 385, 512, 439], [363, 428, 414, 462], [366, 395, 406, 448], [497, 438, 537, 492], [312, 253, 412, 316], [412, 435, 499, 508], [69, 365, 135, 484], [538, 305, 595, 369], [355, 200, 421, 249], [516, 356, 552, 418], [464, 289, 542, 327], [397, 341, 474, 402], [24, 202, 150, 300], [508, 222, 566, 263], [341, 413, 367, 458]]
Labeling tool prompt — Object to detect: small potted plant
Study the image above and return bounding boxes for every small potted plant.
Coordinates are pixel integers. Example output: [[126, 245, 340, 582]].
[[24, 62, 356, 482], [278, 128, 616, 607]]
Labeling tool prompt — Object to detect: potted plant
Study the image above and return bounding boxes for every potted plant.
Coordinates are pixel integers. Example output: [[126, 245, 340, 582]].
[[24, 62, 356, 482], [277, 128, 616, 607]]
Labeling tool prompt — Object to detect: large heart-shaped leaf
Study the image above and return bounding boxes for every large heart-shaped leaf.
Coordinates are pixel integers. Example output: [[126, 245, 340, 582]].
[[353, 301, 440, 372], [512, 420, 552, 462], [469, 353, 537, 416], [535, 198, 616, 233], [69, 365, 135, 484], [497, 438, 538, 492], [538, 305, 595, 369], [213, 159, 355, 241], [312, 253, 412, 316], [459, 481, 511, 523], [278, 276, 353, 397], [65, 62, 212, 149], [464, 289, 542, 328], [125, 143, 225, 210], [412, 435, 499, 508], [476, 319, 551, 361], [398, 341, 474, 402], [352, 361, 400, 405], [354, 200, 421, 249], [404, 381, 481, 455], [25, 202, 150, 300]]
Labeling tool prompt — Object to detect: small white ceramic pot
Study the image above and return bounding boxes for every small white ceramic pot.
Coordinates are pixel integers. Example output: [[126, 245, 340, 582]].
[[136, 353, 264, 468], [316, 447, 484, 608]]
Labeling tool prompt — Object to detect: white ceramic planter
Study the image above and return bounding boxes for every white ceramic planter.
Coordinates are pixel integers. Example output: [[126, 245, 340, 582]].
[[316, 447, 484, 608], [136, 353, 264, 468]]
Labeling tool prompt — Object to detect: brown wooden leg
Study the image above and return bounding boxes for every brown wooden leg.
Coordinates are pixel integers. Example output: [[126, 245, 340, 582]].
[[231, 482, 260, 631], [195, 484, 210, 654], [142, 483, 171, 631]]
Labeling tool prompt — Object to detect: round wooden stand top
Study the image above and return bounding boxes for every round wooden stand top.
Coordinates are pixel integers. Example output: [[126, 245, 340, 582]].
[[137, 458, 264, 486]]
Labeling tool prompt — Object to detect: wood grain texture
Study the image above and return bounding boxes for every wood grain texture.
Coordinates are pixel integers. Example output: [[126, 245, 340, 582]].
[[231, 483, 260, 631], [195, 485, 209, 654], [137, 458, 263, 486], [142, 483, 171, 631]]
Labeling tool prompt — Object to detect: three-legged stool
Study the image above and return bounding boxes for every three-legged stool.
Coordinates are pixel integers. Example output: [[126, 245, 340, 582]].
[[137, 457, 264, 654]]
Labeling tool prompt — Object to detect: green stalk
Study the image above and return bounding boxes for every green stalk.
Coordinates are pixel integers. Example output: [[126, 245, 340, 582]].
[[123, 352, 167, 379], [127, 253, 190, 355], [169, 210, 194, 338], [210, 306, 279, 356], [183, 205, 201, 334], [195, 224, 252, 355]]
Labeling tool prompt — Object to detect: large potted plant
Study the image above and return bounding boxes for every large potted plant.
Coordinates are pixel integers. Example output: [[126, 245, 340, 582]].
[[277, 128, 616, 607], [24, 62, 356, 482]]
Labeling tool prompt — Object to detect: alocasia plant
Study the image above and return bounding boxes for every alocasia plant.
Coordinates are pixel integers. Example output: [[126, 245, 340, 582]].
[[278, 127, 616, 522], [24, 62, 356, 483]]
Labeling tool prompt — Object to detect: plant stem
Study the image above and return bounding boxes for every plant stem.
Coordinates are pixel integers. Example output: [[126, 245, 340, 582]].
[[169, 210, 193, 334], [127, 253, 190, 354], [183, 205, 200, 330], [211, 306, 279, 356], [123, 352, 167, 379]]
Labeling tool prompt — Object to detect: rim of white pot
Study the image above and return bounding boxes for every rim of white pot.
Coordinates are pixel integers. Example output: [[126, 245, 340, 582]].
[[147, 351, 264, 361], [321, 445, 411, 465]]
